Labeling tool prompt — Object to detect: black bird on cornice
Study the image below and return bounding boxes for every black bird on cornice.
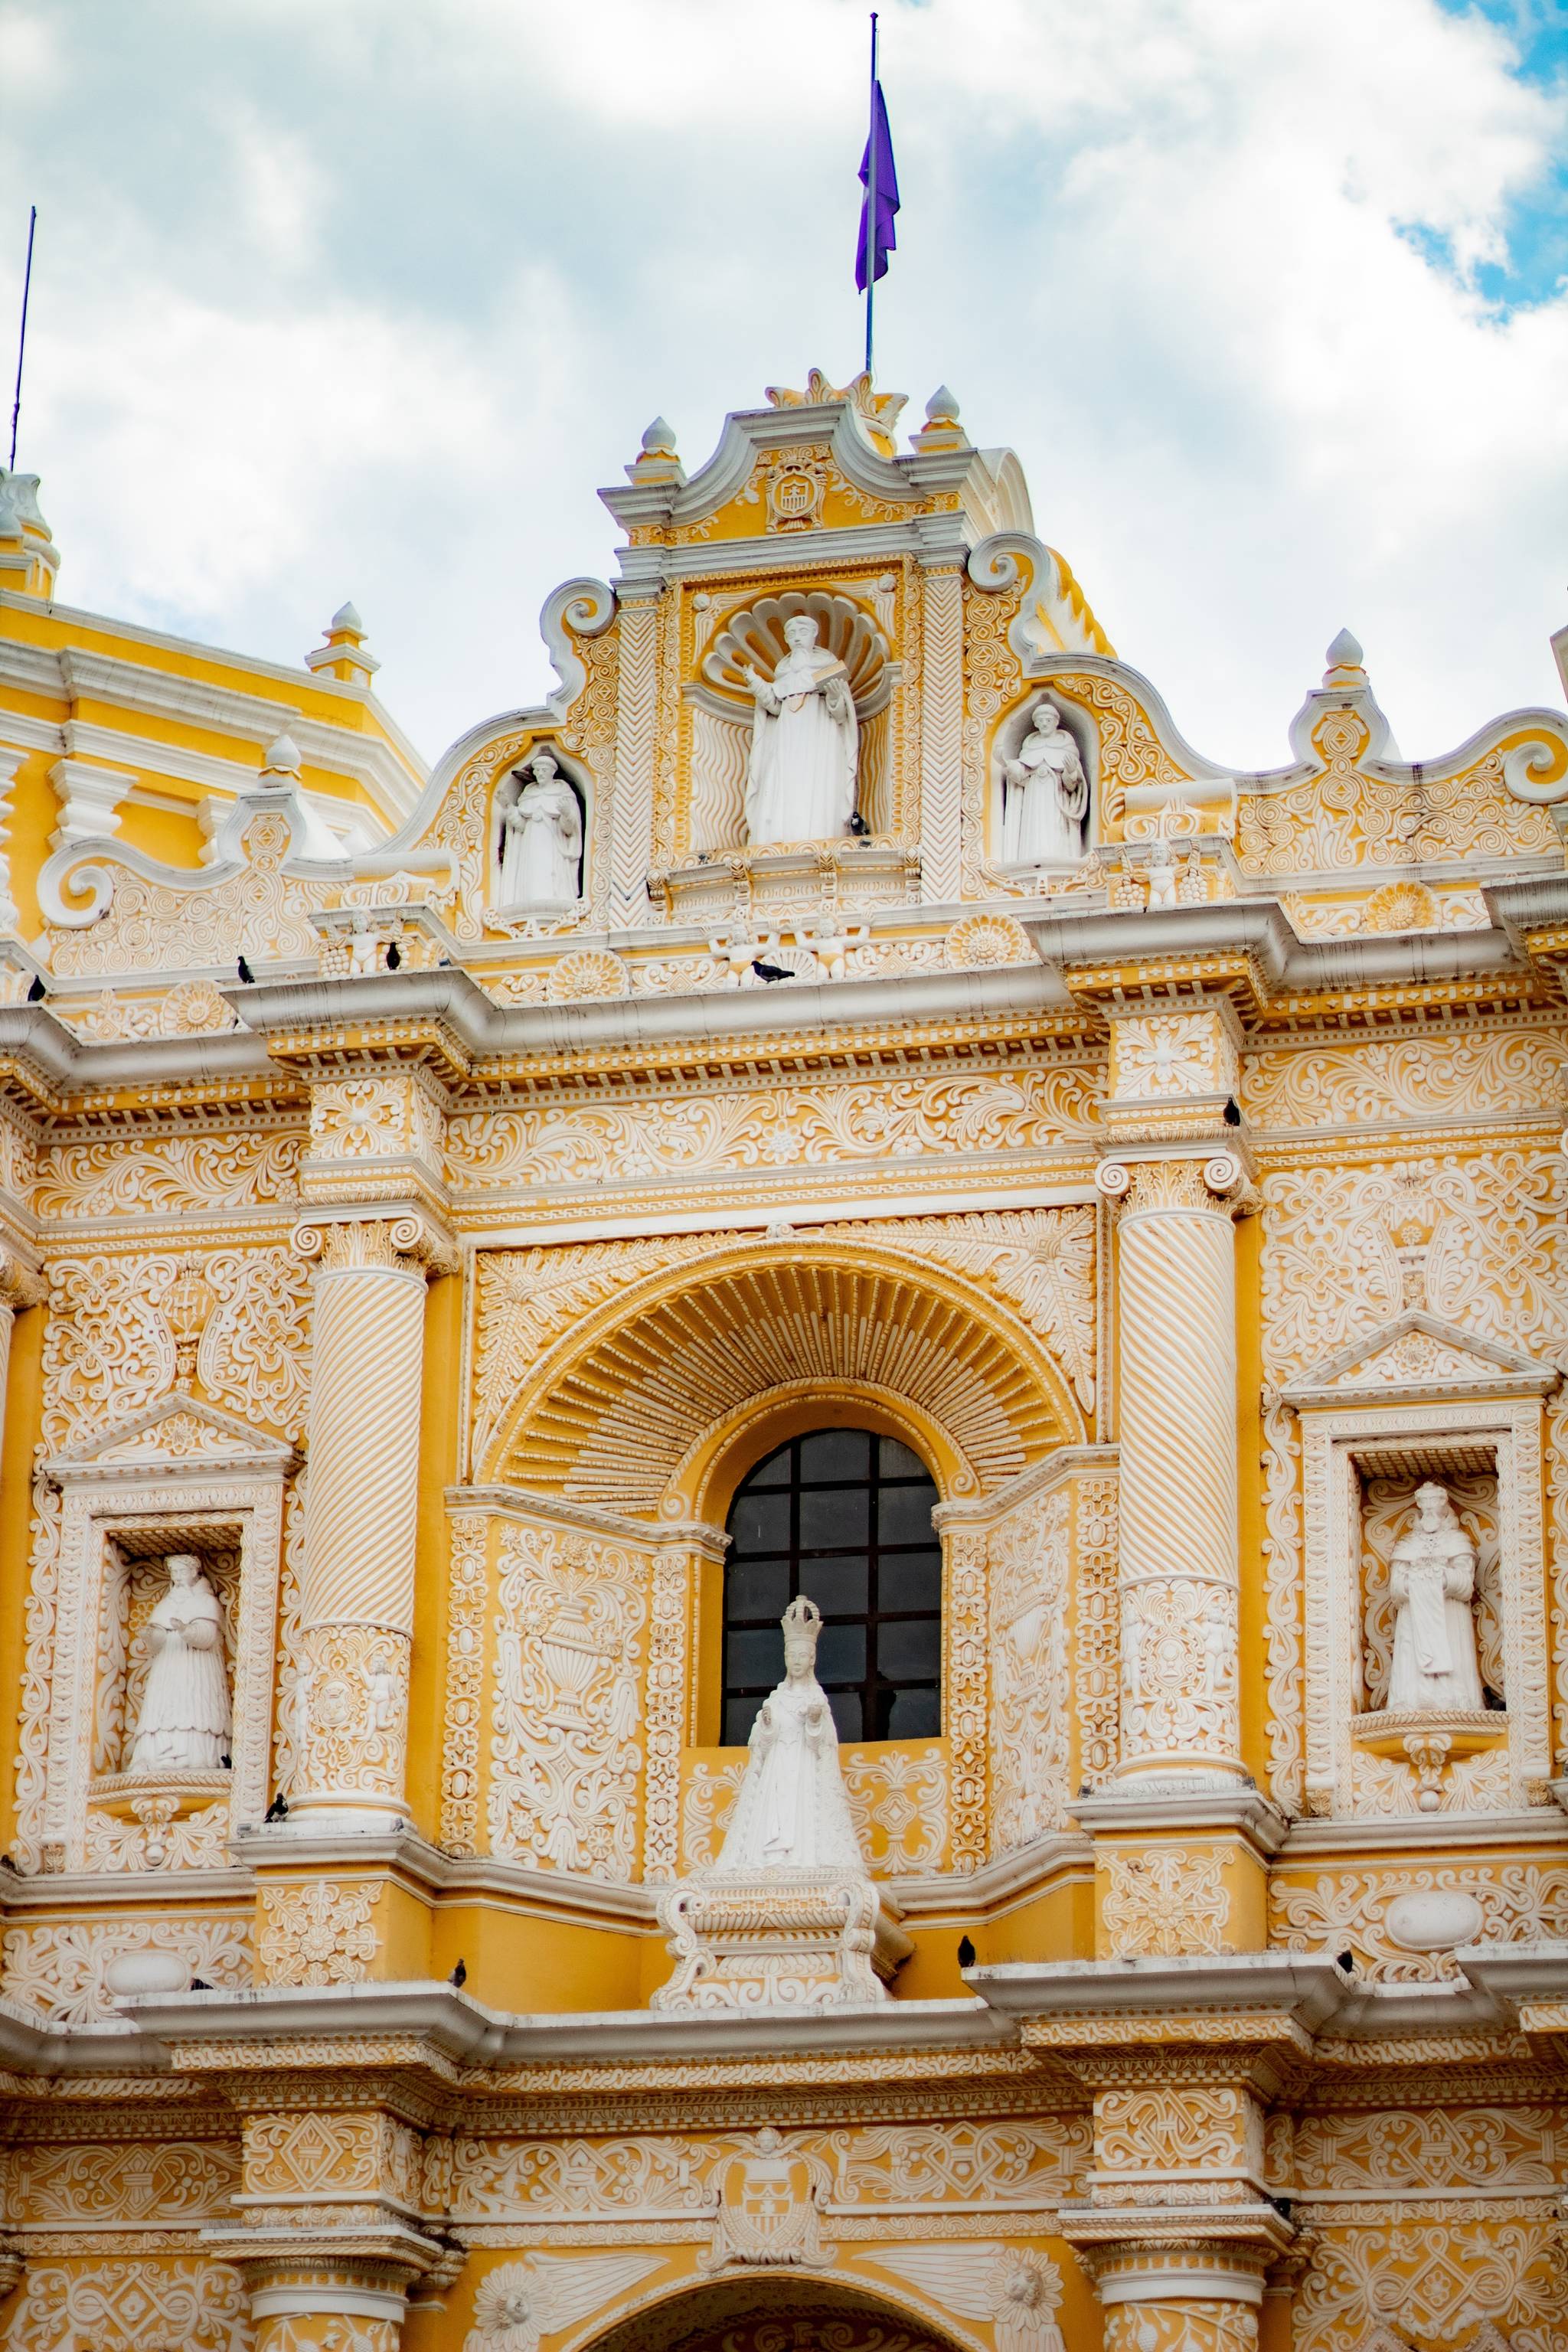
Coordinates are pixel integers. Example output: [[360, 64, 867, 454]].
[[957, 1935, 976, 1970], [449, 1958, 467, 1989], [25, 975, 44, 1001], [385, 939, 401, 970], [263, 1791, 289, 1823], [751, 958, 792, 983], [237, 955, 255, 984]]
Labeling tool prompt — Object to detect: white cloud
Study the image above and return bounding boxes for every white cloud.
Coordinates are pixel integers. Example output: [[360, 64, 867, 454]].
[[0, 0, 1564, 771]]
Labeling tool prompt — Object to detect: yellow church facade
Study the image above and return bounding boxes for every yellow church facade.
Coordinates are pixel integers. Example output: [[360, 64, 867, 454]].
[[0, 374, 1563, 2352]]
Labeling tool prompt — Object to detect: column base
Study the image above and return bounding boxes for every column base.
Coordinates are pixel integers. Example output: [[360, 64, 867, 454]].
[[280, 1795, 412, 1835], [1073, 1784, 1289, 1959]]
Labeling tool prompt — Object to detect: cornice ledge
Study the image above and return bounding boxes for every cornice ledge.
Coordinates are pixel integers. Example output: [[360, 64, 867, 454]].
[[121, 1981, 1017, 2066], [0, 1001, 273, 1095], [232, 1823, 662, 1922], [228, 960, 1077, 1062], [966, 1952, 1351, 2034], [1023, 897, 1526, 1004], [890, 1831, 1094, 1917], [933, 1445, 1119, 1527], [0, 1993, 172, 2074], [444, 1483, 727, 1554], [1069, 1785, 1289, 1854]]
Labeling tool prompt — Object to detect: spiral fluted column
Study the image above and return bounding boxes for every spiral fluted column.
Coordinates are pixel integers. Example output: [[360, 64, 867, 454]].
[[1099, 1151, 1248, 1784], [289, 1215, 448, 1829]]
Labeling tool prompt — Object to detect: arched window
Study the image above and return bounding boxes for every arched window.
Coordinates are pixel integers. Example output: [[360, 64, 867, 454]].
[[722, 1428, 942, 1746]]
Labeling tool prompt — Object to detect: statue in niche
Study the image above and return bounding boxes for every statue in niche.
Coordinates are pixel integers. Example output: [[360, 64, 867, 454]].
[[742, 616, 859, 847], [498, 750, 582, 906], [715, 1596, 864, 1871], [129, 1554, 231, 1772], [1387, 1481, 1485, 1713], [1002, 700, 1089, 864]]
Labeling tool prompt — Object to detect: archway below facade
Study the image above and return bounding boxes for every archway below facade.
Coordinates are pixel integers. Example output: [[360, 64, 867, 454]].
[[582, 2272, 975, 2352]]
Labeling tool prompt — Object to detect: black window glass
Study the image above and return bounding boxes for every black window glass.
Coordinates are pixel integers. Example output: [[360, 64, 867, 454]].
[[722, 1426, 942, 1745]]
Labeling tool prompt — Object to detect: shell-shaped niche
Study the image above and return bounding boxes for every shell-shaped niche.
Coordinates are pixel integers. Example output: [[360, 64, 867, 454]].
[[704, 589, 893, 719]]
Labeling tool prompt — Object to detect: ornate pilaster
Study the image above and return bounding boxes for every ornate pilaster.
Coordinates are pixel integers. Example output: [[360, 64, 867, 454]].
[[981, 1960, 1329, 2352], [0, 1245, 45, 1413], [215, 2102, 461, 2350], [918, 554, 964, 901], [610, 587, 659, 926], [289, 1212, 454, 1829], [1096, 1148, 1250, 1787], [1088, 999, 1283, 1955]]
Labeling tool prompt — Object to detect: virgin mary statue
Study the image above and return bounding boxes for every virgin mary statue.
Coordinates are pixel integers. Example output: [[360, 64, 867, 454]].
[[742, 616, 859, 846], [129, 1554, 231, 1772], [715, 1596, 864, 1873]]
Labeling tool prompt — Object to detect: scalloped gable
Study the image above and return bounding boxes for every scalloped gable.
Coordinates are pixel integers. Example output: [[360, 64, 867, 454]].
[[46, 1391, 298, 1482], [1282, 1309, 1559, 1412]]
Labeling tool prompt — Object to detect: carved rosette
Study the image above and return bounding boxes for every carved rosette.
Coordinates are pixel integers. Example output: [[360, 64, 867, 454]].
[[289, 1214, 454, 1826], [1097, 1152, 1251, 1782]]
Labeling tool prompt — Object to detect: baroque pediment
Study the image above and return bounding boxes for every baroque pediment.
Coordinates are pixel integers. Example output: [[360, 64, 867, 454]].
[[46, 1392, 298, 1485], [1283, 1311, 1559, 1411]]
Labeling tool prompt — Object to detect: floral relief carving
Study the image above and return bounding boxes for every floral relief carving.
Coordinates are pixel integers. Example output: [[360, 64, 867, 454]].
[[446, 1064, 1102, 1194], [442, 1514, 489, 1856], [1291, 2107, 1562, 2192], [34, 1129, 303, 1220], [5, 2258, 251, 2352], [256, 1880, 378, 1986], [1102, 2303, 1256, 2352], [15, 2138, 240, 2223], [488, 1524, 647, 1877], [2, 1916, 251, 2023], [989, 1486, 1071, 1856], [1260, 1152, 1568, 1388], [48, 806, 324, 975], [1101, 1845, 1230, 1957], [296, 1623, 409, 1801], [1270, 1863, 1568, 1981], [1095, 2085, 1258, 2177], [1110, 1011, 1239, 1101], [1243, 1027, 1568, 1131], [1293, 2216, 1568, 2352], [946, 1530, 990, 1873], [1075, 1476, 1120, 1785]]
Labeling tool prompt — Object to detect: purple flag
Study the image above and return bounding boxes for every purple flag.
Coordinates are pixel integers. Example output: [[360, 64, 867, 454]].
[[856, 79, 899, 292]]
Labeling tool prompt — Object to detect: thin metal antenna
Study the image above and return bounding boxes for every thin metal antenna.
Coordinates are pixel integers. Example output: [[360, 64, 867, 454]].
[[864, 15, 878, 379], [8, 206, 38, 475]]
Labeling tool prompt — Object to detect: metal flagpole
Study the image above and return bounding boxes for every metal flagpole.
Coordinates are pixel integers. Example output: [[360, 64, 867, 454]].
[[8, 206, 37, 475], [864, 13, 878, 379]]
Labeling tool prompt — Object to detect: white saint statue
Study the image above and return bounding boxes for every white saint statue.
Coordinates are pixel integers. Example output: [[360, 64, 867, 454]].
[[1002, 701, 1089, 864], [129, 1554, 231, 1772], [742, 616, 859, 846], [715, 1596, 864, 1872], [1387, 1482, 1485, 1713], [498, 751, 582, 906]]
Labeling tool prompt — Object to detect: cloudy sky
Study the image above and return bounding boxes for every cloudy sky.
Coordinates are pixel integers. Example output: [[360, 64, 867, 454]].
[[1, 0, 1565, 773]]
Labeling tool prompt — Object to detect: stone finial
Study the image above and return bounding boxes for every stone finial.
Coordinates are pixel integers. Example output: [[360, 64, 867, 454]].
[[910, 384, 969, 454], [305, 600, 379, 684], [260, 733, 303, 780], [1324, 628, 1364, 682], [626, 415, 685, 486], [0, 468, 60, 599]]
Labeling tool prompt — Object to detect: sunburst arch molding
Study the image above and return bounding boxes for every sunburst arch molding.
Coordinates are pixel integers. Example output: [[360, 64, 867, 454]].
[[484, 1233, 1086, 1517]]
